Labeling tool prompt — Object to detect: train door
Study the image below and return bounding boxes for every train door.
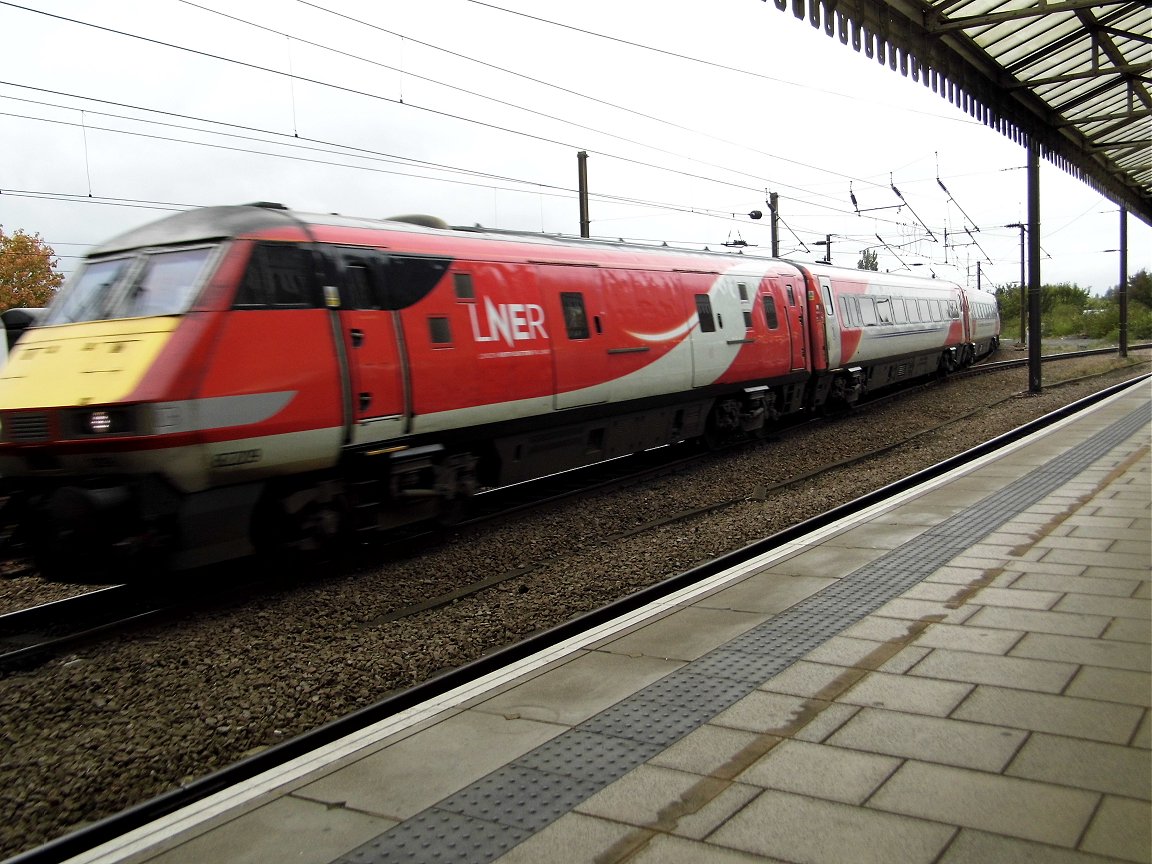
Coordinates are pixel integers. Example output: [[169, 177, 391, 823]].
[[781, 277, 807, 370], [542, 265, 610, 409], [332, 247, 409, 445], [818, 275, 841, 368], [687, 271, 735, 388], [958, 289, 973, 344]]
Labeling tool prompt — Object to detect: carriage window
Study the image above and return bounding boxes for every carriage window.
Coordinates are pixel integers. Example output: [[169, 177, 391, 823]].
[[695, 295, 716, 332], [917, 299, 931, 321], [762, 295, 779, 330], [454, 272, 474, 300], [560, 292, 589, 339], [428, 316, 452, 344], [875, 297, 893, 324], [858, 297, 878, 326], [384, 255, 451, 309], [948, 300, 960, 319], [821, 282, 835, 317], [235, 243, 317, 308], [344, 262, 378, 309], [892, 298, 907, 323], [737, 282, 748, 301], [786, 284, 796, 306]]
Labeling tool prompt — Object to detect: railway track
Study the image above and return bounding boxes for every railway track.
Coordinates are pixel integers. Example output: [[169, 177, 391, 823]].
[[0, 569, 281, 673]]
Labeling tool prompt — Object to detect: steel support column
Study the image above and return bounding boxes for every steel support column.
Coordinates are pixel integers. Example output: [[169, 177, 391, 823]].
[[1027, 141, 1042, 394], [1119, 207, 1128, 358]]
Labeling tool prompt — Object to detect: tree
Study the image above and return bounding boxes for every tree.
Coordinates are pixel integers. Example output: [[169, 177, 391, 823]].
[[0, 226, 64, 311], [857, 248, 879, 271], [1126, 268, 1151, 308]]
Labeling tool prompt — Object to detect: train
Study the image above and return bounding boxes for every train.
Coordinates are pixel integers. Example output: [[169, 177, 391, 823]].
[[0, 203, 999, 577]]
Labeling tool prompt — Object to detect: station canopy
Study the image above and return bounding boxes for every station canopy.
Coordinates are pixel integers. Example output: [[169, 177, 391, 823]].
[[765, 0, 1151, 225]]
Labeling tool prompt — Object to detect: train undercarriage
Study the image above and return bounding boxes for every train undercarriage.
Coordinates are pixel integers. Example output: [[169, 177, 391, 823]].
[[7, 337, 994, 580]]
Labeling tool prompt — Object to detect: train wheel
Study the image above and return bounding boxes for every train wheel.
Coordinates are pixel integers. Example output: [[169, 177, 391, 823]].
[[251, 481, 350, 571]]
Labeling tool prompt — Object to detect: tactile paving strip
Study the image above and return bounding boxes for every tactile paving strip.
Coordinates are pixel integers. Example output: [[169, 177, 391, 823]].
[[331, 402, 1149, 864]]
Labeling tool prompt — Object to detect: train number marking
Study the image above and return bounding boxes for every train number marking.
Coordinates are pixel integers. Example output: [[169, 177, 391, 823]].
[[211, 449, 262, 468]]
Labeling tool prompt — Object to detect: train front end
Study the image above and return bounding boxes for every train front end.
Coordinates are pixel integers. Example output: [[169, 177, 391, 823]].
[[0, 239, 228, 576], [0, 205, 338, 579]]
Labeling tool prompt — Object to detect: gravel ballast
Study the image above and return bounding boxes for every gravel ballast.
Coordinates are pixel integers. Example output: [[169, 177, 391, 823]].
[[0, 352, 1148, 859]]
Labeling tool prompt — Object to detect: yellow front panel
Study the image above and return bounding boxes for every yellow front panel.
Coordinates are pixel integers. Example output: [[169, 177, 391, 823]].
[[0, 318, 180, 408]]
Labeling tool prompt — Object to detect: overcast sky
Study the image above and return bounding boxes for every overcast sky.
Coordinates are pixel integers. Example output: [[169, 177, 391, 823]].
[[1, 0, 1148, 294]]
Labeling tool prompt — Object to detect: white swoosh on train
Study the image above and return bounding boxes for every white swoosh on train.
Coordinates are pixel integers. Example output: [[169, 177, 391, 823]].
[[624, 317, 698, 343]]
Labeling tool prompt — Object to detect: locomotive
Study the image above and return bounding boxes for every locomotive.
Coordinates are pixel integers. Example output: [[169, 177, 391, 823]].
[[0, 203, 999, 576]]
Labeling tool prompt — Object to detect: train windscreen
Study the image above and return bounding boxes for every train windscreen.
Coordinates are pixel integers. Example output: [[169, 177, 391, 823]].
[[43, 246, 217, 325]]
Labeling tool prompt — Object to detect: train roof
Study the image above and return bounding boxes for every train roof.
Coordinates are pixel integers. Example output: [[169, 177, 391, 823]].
[[86, 203, 793, 271], [89, 204, 303, 255], [86, 205, 992, 297]]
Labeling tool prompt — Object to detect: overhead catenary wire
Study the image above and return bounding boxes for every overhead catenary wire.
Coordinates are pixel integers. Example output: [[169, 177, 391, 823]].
[[0, 0, 866, 212], [1, 0, 987, 231], [0, 85, 940, 242]]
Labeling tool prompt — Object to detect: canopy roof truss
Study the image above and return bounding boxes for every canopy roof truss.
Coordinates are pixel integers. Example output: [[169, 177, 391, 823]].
[[766, 0, 1151, 224]]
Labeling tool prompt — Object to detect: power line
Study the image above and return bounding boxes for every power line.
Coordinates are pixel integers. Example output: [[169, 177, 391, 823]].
[[465, 0, 980, 131], [3, 0, 948, 220], [287, 0, 890, 194], [1, 84, 917, 236], [0, 2, 1023, 273]]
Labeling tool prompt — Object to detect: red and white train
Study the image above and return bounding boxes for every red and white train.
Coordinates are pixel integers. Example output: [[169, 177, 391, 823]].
[[0, 204, 999, 575]]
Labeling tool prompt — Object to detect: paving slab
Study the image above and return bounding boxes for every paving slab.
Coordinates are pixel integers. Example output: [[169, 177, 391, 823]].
[[839, 670, 974, 716], [756, 659, 865, 700], [1080, 795, 1152, 863], [737, 739, 900, 804], [1011, 572, 1144, 596], [473, 649, 682, 726], [951, 684, 1144, 743], [939, 828, 1134, 864], [826, 707, 1026, 772], [693, 573, 837, 615], [575, 764, 715, 830], [1010, 631, 1152, 671], [967, 605, 1112, 637], [642, 722, 768, 778], [710, 788, 956, 864], [907, 647, 1079, 693], [914, 621, 1024, 654], [490, 812, 638, 864], [630, 834, 778, 864], [869, 760, 1099, 847], [1103, 617, 1152, 643], [1006, 733, 1152, 799], [1066, 665, 1152, 707], [589, 605, 768, 662]]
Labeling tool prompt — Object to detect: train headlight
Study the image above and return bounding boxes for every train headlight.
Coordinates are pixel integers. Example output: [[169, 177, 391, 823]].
[[89, 411, 113, 433], [67, 407, 135, 437]]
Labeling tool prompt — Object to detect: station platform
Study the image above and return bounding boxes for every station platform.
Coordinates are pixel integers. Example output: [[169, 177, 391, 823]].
[[67, 381, 1150, 864]]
